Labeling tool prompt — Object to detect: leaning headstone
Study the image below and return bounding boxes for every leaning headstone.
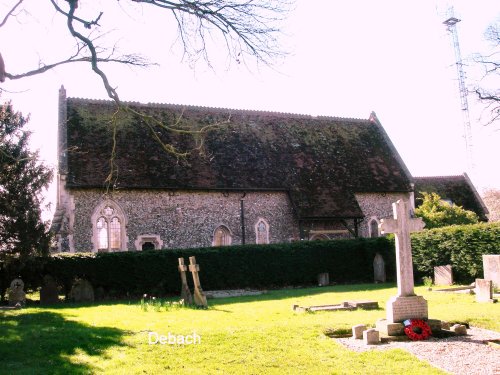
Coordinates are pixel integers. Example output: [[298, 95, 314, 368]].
[[352, 324, 366, 339], [317, 273, 329, 286], [483, 255, 500, 288], [69, 278, 94, 303], [188, 256, 207, 308], [8, 278, 26, 307], [379, 200, 427, 323], [373, 253, 386, 283], [475, 279, 495, 303], [178, 257, 193, 305], [40, 275, 60, 305], [434, 265, 453, 286]]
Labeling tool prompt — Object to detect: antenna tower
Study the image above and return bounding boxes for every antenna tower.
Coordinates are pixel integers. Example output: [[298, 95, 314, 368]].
[[443, 9, 474, 171]]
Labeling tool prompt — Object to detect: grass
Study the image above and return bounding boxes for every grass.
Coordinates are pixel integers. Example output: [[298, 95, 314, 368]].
[[1, 283, 499, 374]]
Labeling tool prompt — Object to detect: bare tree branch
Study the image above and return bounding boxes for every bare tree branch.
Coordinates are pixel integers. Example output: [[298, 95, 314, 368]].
[[472, 22, 500, 126], [0, 0, 23, 27]]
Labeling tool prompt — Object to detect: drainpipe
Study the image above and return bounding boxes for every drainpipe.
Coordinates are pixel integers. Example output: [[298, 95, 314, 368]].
[[240, 196, 246, 245]]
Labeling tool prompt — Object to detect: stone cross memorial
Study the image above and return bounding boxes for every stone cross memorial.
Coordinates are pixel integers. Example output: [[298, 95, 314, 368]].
[[8, 278, 26, 307], [178, 257, 193, 305], [188, 256, 208, 308], [380, 199, 428, 322]]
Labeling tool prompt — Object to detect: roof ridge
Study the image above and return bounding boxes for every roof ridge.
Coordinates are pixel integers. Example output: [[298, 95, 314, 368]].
[[414, 175, 465, 179], [66, 97, 369, 122]]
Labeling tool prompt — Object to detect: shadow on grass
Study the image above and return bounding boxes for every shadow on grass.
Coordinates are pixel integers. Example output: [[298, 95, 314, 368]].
[[0, 311, 127, 374], [208, 282, 397, 307]]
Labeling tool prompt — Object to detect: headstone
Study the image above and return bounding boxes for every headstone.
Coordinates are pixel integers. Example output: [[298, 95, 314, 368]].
[[178, 257, 193, 304], [373, 253, 386, 283], [379, 200, 427, 323], [475, 278, 495, 303], [40, 275, 60, 305], [317, 273, 329, 286], [483, 255, 500, 288], [363, 329, 380, 345], [188, 256, 207, 308], [69, 278, 94, 303], [434, 265, 453, 286], [352, 324, 366, 339], [8, 278, 26, 307]]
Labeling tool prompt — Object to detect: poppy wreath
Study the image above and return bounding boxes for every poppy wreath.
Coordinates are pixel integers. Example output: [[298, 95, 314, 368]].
[[403, 319, 432, 341]]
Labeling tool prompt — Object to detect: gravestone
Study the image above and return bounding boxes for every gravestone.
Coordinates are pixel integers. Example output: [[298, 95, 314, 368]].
[[178, 257, 193, 304], [69, 278, 94, 303], [475, 279, 496, 303], [373, 253, 386, 283], [352, 324, 366, 339], [379, 200, 427, 323], [8, 278, 26, 307], [317, 273, 329, 286], [40, 275, 60, 305], [434, 265, 453, 286], [483, 255, 500, 288], [188, 256, 207, 308]]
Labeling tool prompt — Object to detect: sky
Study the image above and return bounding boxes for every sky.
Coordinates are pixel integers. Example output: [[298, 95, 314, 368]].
[[1, 0, 499, 220]]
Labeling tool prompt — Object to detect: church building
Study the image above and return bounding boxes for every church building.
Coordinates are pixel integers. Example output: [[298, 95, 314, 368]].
[[51, 86, 417, 252]]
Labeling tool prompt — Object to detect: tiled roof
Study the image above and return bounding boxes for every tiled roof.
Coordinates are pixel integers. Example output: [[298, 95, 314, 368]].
[[63, 98, 413, 219], [414, 174, 489, 221]]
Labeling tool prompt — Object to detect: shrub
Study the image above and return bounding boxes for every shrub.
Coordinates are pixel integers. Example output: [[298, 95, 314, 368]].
[[411, 222, 500, 283]]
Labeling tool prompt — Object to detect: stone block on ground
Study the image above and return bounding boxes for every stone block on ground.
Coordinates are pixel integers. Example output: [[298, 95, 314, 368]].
[[352, 324, 366, 339], [363, 329, 380, 345], [376, 319, 404, 336], [450, 324, 467, 335]]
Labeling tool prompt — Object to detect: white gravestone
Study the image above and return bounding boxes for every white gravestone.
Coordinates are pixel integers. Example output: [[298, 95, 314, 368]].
[[434, 265, 453, 286], [475, 279, 495, 303], [482, 255, 500, 289], [379, 199, 428, 322]]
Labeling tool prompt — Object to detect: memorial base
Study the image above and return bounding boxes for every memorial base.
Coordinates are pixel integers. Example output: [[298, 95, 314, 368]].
[[386, 295, 428, 323], [376, 318, 442, 337]]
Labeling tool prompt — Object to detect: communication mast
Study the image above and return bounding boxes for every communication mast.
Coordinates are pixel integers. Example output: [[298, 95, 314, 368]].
[[443, 10, 474, 171]]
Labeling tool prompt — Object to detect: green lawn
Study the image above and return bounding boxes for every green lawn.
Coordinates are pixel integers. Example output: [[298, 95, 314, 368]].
[[1, 283, 498, 374]]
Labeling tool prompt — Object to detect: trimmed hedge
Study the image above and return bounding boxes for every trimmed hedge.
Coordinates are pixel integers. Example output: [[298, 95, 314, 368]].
[[1, 237, 395, 299], [2, 223, 498, 301], [411, 222, 500, 283]]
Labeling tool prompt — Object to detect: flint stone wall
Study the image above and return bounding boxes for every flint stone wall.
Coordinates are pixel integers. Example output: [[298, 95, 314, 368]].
[[355, 193, 412, 237], [69, 189, 299, 251]]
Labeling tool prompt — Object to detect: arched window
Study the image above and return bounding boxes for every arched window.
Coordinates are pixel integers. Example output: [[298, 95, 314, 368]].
[[91, 201, 127, 252], [369, 218, 380, 238], [255, 218, 270, 244], [213, 225, 232, 246]]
